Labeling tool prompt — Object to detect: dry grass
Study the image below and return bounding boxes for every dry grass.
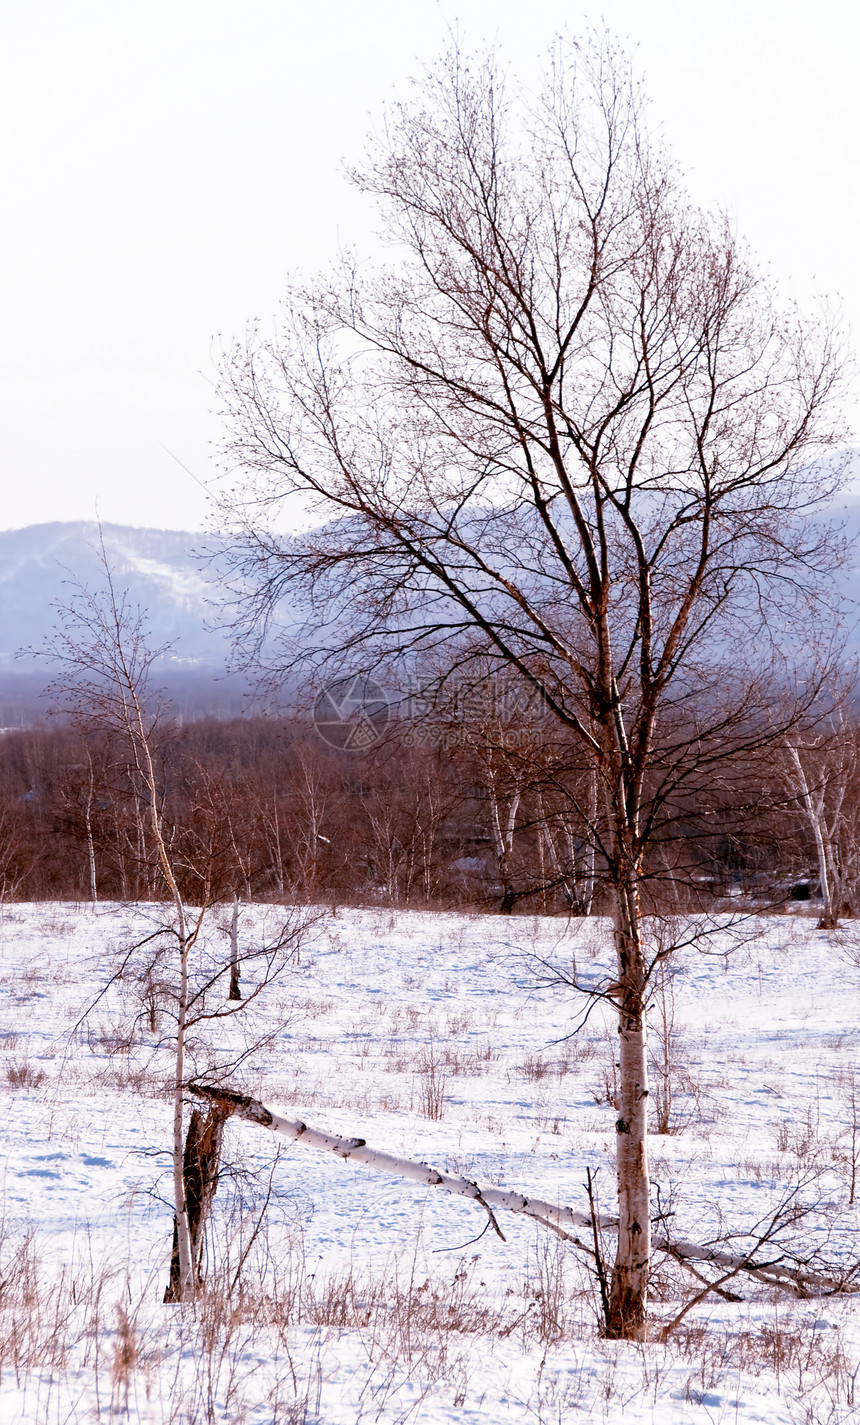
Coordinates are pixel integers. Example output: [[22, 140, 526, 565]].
[[415, 1042, 447, 1120], [1, 1189, 858, 1425], [0, 1207, 599, 1422], [4, 1058, 47, 1090], [672, 1314, 859, 1423], [516, 1041, 594, 1082]]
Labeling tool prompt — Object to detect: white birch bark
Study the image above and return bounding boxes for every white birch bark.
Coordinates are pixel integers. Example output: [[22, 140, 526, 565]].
[[487, 782, 519, 911], [229, 893, 241, 1000], [125, 679, 196, 1301], [268, 794, 285, 897], [582, 769, 598, 914], [84, 751, 98, 907], [787, 744, 835, 926], [609, 880, 651, 1337]]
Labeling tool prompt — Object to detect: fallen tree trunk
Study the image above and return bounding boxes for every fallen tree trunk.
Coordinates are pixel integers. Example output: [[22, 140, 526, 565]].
[[189, 1084, 857, 1299]]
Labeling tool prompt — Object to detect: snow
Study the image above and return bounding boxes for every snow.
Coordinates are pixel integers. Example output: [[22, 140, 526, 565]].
[[0, 902, 858, 1422]]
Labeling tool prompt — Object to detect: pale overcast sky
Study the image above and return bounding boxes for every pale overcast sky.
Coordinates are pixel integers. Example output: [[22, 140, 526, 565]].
[[1, 0, 858, 532]]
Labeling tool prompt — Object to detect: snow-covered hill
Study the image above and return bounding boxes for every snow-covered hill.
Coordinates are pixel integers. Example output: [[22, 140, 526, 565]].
[[0, 522, 227, 664], [0, 522, 252, 721]]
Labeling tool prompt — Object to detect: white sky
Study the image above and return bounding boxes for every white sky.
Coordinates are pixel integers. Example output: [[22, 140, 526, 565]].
[[1, 0, 858, 532]]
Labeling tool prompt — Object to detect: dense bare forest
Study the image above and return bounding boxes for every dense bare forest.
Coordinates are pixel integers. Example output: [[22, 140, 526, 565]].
[[2, 710, 857, 916]]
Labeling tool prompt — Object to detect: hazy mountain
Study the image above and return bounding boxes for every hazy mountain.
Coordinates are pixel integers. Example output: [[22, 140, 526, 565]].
[[0, 522, 250, 724], [1, 470, 858, 726]]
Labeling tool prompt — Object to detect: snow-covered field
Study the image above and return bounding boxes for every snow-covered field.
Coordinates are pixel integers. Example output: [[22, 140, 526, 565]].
[[1, 901, 858, 1423]]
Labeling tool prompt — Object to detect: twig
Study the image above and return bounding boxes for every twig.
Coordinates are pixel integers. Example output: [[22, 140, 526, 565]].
[[585, 1167, 612, 1333], [657, 1261, 751, 1341], [672, 1252, 744, 1303], [229, 1146, 283, 1293]]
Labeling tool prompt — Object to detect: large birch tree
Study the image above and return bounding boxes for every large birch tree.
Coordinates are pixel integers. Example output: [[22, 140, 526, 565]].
[[216, 37, 848, 1337]]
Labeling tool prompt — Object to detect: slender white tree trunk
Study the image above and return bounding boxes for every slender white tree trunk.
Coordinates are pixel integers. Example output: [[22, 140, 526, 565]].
[[788, 745, 836, 928], [607, 875, 651, 1339], [488, 783, 519, 912], [537, 819, 547, 912], [171, 937, 192, 1296], [270, 794, 285, 897], [85, 753, 98, 907], [131, 695, 195, 1301], [581, 769, 598, 915], [229, 893, 241, 1000]]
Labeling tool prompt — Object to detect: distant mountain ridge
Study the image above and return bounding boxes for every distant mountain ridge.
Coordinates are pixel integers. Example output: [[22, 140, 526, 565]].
[[1, 480, 859, 726], [0, 522, 250, 724], [0, 521, 228, 663]]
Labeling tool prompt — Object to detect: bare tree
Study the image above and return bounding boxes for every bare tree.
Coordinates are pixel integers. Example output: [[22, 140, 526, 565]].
[[0, 802, 38, 903], [783, 695, 860, 927], [38, 544, 205, 1298], [449, 685, 528, 913], [38, 539, 307, 1302], [216, 37, 849, 1337]]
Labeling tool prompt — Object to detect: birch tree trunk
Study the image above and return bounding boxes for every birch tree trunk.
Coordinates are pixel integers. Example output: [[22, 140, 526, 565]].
[[488, 785, 520, 914], [607, 875, 650, 1338], [581, 771, 598, 915], [229, 893, 241, 1000], [170, 938, 193, 1296], [787, 744, 836, 928], [151, 860, 193, 1298], [126, 677, 196, 1302], [84, 751, 98, 907], [269, 793, 285, 897]]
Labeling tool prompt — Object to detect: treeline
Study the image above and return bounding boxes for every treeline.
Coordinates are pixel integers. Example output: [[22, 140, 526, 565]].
[[0, 717, 469, 906], [1, 712, 856, 914]]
